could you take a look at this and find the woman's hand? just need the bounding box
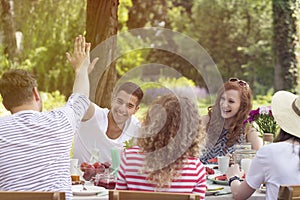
[226,164,244,180]
[225,153,235,166]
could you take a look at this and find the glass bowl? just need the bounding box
[94,169,116,189]
[232,149,256,165]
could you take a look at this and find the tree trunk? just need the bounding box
[273,0,299,92]
[1,0,18,60]
[86,0,119,109]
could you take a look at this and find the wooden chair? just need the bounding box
[109,190,200,200]
[278,185,300,200]
[0,191,65,200]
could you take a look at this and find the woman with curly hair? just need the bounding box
[200,78,262,164]
[116,94,207,199]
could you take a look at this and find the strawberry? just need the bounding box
[102,162,111,168]
[80,162,89,172]
[205,167,215,175]
[207,158,218,163]
[215,174,227,181]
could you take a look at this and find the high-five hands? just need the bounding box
[66,35,99,74]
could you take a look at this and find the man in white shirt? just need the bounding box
[73,81,144,164]
[0,35,98,200]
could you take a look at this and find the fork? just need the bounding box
[82,182,87,190]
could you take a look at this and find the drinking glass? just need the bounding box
[94,169,116,189]
[217,156,230,174]
[241,158,252,174]
[70,159,79,175]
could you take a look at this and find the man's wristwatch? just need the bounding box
[228,176,243,186]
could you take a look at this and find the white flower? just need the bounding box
[259,106,271,115]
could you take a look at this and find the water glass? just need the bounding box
[241,158,252,174]
[70,159,79,175]
[232,149,256,165]
[217,156,230,174]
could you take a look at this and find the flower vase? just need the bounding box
[263,133,274,145]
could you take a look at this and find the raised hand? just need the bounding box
[66,35,98,74]
[67,35,98,96]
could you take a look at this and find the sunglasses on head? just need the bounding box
[229,77,248,87]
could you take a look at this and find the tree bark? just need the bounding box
[1,0,18,60]
[273,0,299,92]
[86,0,119,108]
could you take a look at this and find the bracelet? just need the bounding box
[228,176,243,186]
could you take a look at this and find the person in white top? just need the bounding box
[73,81,144,164]
[0,35,98,200]
[226,90,300,200]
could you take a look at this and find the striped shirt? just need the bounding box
[200,128,244,164]
[116,147,206,199]
[0,93,90,200]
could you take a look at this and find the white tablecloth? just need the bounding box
[72,181,266,200]
[72,182,108,200]
[73,190,108,200]
[73,195,108,200]
[72,188,265,200]
[205,184,265,199]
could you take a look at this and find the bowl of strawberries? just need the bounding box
[80,161,116,189]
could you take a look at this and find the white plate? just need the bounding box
[206,190,218,196]
[204,164,218,169]
[207,185,224,191]
[206,185,224,196]
[72,185,106,196]
[207,174,228,185]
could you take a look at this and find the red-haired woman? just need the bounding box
[200,78,262,164]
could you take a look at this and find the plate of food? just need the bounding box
[207,174,228,185]
[72,185,106,196]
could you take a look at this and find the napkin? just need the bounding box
[207,186,224,191]
[214,189,231,196]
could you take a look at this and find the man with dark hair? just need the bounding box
[0,35,98,200]
[73,81,144,164]
[0,69,41,112]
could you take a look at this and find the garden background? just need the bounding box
[0,0,299,130]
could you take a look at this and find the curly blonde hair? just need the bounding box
[207,80,252,148]
[137,94,206,189]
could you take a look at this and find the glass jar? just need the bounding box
[94,168,116,189]
[263,133,274,145]
[232,149,256,165]
[234,143,252,150]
